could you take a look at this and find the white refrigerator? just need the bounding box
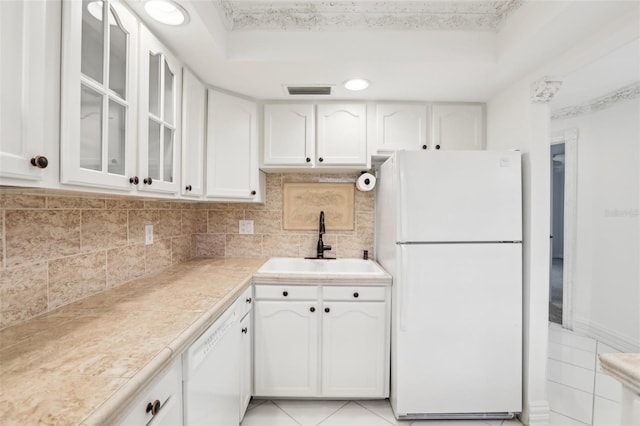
[375,150,522,419]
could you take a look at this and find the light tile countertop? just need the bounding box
[599,353,640,394]
[0,258,266,425]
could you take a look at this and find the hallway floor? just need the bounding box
[241,399,522,426]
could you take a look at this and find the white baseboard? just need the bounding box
[573,318,640,353]
[519,399,550,426]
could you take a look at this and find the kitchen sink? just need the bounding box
[257,257,387,276]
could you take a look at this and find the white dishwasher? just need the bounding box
[183,302,240,426]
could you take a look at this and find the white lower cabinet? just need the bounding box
[254,300,320,397]
[117,358,183,426]
[253,284,390,399]
[321,301,387,397]
[239,286,254,421]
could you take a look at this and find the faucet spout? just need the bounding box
[319,211,325,235]
[316,211,331,258]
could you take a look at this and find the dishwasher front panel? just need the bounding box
[183,304,240,426]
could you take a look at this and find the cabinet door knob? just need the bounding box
[318,157,324,162]
[143,177,153,185]
[435,145,441,150]
[324,307,330,313]
[146,400,161,416]
[246,297,252,304]
[185,184,192,191]
[251,190,257,196]
[310,307,315,312]
[242,327,248,334]
[353,292,359,298]
[282,291,288,297]
[306,157,311,163]
[129,176,139,185]
[422,145,427,150]
[30,155,48,169]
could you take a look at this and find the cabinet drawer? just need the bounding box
[117,358,182,425]
[254,285,318,300]
[322,286,386,302]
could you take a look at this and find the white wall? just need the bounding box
[551,98,640,352]
[486,79,551,426]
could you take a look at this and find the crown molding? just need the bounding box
[551,82,640,120]
[217,0,523,32]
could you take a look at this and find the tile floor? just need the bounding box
[547,323,623,425]
[242,324,625,426]
[241,399,522,426]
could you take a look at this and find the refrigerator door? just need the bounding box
[396,151,522,243]
[392,243,522,417]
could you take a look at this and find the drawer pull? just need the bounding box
[310,307,315,312]
[282,291,288,297]
[353,292,359,298]
[324,307,330,313]
[246,297,252,304]
[146,400,161,416]
[242,327,248,334]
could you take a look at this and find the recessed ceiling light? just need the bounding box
[344,79,370,91]
[87,1,117,25]
[144,0,189,26]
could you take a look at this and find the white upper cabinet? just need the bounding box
[181,69,206,198]
[316,104,368,166]
[262,103,369,170]
[0,0,59,185]
[263,104,315,166]
[207,90,262,201]
[375,104,428,152]
[431,104,485,151]
[60,0,138,190]
[138,26,182,194]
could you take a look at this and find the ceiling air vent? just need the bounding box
[287,86,332,95]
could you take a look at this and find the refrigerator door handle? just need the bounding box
[399,245,409,332]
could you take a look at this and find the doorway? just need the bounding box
[549,143,565,324]
[549,129,578,328]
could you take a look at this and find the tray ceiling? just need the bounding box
[216,0,524,31]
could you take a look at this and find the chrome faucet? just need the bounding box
[316,211,332,258]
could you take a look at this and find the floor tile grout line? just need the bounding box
[313,400,351,426]
[549,408,591,425]
[548,356,599,373]
[352,400,396,425]
[547,355,596,371]
[269,400,303,426]
[546,377,595,395]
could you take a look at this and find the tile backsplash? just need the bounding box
[0,172,374,329]
[193,173,374,260]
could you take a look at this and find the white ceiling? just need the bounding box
[125,0,640,102]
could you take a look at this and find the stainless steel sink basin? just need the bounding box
[257,257,386,276]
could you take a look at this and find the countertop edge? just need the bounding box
[81,273,255,425]
[599,353,640,394]
[82,348,174,426]
[252,273,392,285]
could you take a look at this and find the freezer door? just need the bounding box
[392,243,522,416]
[396,151,522,242]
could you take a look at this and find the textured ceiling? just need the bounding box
[216,0,524,31]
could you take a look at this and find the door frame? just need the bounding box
[550,128,578,329]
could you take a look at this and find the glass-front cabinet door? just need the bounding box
[138,26,181,194]
[60,0,138,190]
